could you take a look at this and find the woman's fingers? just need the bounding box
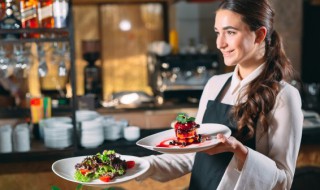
[202,135,237,155]
[217,133,227,143]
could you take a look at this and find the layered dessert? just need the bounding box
[171,113,201,146]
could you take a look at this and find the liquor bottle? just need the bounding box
[37,0,53,28]
[0,0,5,19]
[0,0,22,39]
[20,0,39,38]
[52,0,68,28]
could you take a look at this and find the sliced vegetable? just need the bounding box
[126,161,135,169]
[99,176,111,182]
[79,169,90,175]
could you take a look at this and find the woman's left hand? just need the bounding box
[202,133,248,171]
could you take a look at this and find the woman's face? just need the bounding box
[214,9,260,67]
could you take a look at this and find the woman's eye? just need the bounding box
[227,31,236,35]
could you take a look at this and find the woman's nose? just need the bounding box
[216,35,227,49]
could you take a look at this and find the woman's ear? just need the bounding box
[255,26,267,44]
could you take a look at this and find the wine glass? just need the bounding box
[0,45,9,78]
[51,42,69,76]
[37,43,48,77]
[12,44,32,78]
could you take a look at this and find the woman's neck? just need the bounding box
[238,59,264,80]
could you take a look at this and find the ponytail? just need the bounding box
[233,30,294,141]
[266,30,293,82]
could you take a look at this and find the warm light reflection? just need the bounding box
[119,19,131,31]
[119,93,139,104]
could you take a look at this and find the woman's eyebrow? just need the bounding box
[214,26,240,31]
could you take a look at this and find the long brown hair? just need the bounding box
[218,0,294,141]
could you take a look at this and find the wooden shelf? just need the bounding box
[0,28,70,44]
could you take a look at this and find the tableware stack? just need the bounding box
[13,123,30,152]
[76,110,100,123]
[124,126,140,141]
[79,116,104,148]
[39,117,72,140]
[103,116,128,141]
[43,118,73,149]
[0,125,12,153]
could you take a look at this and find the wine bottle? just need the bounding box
[52,0,68,28]
[37,0,53,28]
[20,0,39,38]
[0,0,22,39]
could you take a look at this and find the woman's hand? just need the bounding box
[202,134,248,171]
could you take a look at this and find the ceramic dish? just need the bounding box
[136,123,231,154]
[52,155,150,187]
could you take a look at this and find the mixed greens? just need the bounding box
[74,150,135,182]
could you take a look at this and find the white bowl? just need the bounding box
[123,126,140,141]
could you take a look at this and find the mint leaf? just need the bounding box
[187,117,195,122]
[176,113,193,124]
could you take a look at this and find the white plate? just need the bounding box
[52,155,150,187]
[136,123,231,154]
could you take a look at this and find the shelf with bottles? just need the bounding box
[0,0,70,44]
[0,0,77,162]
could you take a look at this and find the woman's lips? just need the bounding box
[222,50,234,57]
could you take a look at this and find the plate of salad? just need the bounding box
[52,150,150,187]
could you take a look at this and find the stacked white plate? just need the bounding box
[76,110,100,123]
[39,117,72,140]
[0,125,12,153]
[43,118,73,149]
[103,117,128,141]
[13,123,30,152]
[79,116,104,148]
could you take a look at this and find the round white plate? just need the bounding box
[52,155,150,187]
[136,123,231,154]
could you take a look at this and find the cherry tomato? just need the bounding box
[79,169,90,175]
[99,176,111,182]
[126,161,135,169]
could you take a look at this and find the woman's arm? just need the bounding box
[139,153,195,182]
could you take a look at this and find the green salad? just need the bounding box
[74,150,135,182]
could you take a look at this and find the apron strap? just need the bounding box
[215,76,232,102]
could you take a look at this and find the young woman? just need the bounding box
[139,0,303,189]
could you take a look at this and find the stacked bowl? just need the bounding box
[76,110,104,148]
[41,117,73,149]
[0,125,12,153]
[103,116,128,141]
[13,123,30,152]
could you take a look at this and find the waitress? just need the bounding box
[137,0,303,189]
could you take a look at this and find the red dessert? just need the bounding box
[172,113,200,146]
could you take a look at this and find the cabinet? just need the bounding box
[0,1,78,163]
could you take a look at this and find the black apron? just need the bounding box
[189,76,255,190]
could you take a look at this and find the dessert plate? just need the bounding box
[52,155,150,187]
[136,123,231,154]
